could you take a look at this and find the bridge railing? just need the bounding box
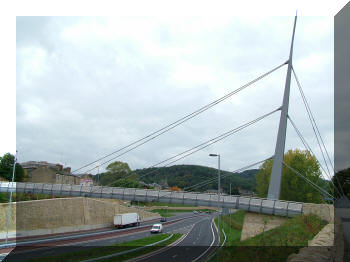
[0,182,303,217]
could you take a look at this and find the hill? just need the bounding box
[134,165,257,195]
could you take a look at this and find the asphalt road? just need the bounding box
[135,215,219,262]
[4,212,211,261]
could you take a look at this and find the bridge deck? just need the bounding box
[0,182,303,217]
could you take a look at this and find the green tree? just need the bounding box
[331,167,350,199]
[99,161,139,186]
[111,179,140,188]
[255,149,325,203]
[0,153,24,182]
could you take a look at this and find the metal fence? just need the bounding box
[0,182,303,217]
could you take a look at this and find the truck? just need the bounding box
[114,213,140,228]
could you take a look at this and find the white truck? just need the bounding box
[114,213,140,228]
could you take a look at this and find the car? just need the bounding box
[193,211,198,214]
[160,217,166,222]
[150,224,163,234]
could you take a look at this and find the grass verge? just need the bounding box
[131,201,195,207]
[27,233,182,262]
[214,210,246,246]
[151,208,213,217]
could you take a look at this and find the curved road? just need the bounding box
[136,215,219,262]
[4,212,217,261]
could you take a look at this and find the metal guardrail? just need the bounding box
[0,182,303,217]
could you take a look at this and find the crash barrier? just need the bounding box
[0,182,302,217]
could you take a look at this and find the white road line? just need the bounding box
[191,218,216,262]
[126,218,206,262]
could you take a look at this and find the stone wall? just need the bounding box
[239,203,343,262]
[28,166,79,185]
[0,197,159,237]
[302,203,334,223]
[240,212,288,241]
[286,203,343,262]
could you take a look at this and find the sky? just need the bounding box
[1,1,347,180]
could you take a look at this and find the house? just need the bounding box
[77,173,94,186]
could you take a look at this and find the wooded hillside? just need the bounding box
[134,165,257,194]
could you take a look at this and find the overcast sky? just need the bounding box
[13,15,337,179]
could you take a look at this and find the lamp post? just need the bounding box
[209,153,221,240]
[5,150,17,244]
[97,165,100,184]
[230,182,232,238]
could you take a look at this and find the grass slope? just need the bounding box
[214,210,246,246]
[151,208,213,217]
[28,233,182,262]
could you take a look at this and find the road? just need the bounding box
[135,214,219,262]
[3,212,217,261]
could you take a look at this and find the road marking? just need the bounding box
[172,254,178,258]
[191,219,216,262]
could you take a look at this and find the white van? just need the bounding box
[150,223,163,234]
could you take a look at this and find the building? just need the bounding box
[21,161,63,171]
[21,161,80,185]
[238,188,255,196]
[205,189,224,194]
[77,173,94,186]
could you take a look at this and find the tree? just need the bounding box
[0,153,24,182]
[331,167,350,198]
[255,149,325,203]
[111,179,140,188]
[99,161,139,187]
[169,186,182,191]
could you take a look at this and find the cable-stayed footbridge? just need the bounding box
[6,15,339,220]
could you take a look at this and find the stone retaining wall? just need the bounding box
[302,203,334,223]
[286,203,343,262]
[240,212,288,241]
[0,197,158,237]
[239,203,343,262]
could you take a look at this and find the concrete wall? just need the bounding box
[0,202,16,232]
[0,197,159,237]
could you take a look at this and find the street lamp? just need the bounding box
[209,153,221,240]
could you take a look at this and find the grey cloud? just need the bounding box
[16,16,334,177]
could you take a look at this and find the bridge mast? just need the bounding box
[267,14,297,200]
